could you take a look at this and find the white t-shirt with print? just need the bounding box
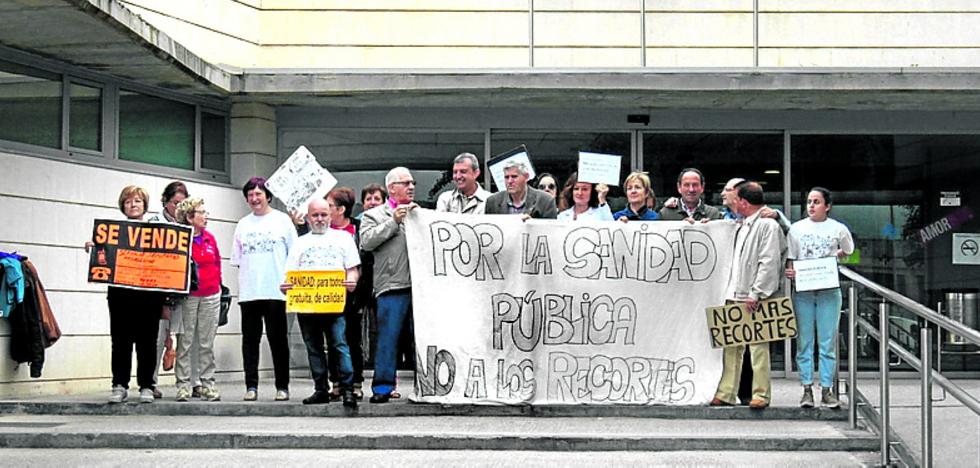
[232,209,297,302]
[285,230,361,273]
[788,217,855,261]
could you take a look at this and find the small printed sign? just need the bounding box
[705,297,798,348]
[793,257,841,292]
[953,233,980,265]
[940,191,961,207]
[577,151,622,186]
[266,146,338,216]
[285,270,347,313]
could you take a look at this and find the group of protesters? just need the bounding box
[93,150,853,410]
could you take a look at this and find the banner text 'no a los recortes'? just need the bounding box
[87,219,193,293]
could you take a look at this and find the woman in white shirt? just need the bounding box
[785,187,854,409]
[557,172,613,222]
[231,177,297,402]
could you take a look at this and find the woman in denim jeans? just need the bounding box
[785,187,854,409]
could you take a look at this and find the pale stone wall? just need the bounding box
[116,0,980,69]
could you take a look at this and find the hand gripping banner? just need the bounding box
[405,209,736,405]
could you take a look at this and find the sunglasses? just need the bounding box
[539,183,556,190]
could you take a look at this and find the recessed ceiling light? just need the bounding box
[764,170,780,175]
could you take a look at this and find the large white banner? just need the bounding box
[405,209,736,405]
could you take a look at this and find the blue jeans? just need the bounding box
[373,289,413,396]
[794,288,843,387]
[298,313,353,391]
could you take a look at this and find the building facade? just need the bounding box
[2,0,980,396]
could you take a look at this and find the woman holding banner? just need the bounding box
[614,171,660,222]
[232,177,297,402]
[556,172,613,222]
[172,197,222,402]
[96,185,165,404]
[784,187,854,409]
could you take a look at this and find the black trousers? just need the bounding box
[107,287,161,390]
[240,300,290,390]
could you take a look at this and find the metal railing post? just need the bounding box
[848,284,858,429]
[879,301,891,466]
[921,327,933,468]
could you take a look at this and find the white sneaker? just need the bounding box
[139,388,155,403]
[108,386,127,404]
[275,389,290,401]
[175,387,191,402]
[202,387,221,402]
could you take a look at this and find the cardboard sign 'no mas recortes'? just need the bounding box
[87,219,193,293]
[704,297,798,348]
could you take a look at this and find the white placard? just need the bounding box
[405,209,735,406]
[577,151,622,185]
[940,191,961,207]
[953,233,980,265]
[265,146,338,216]
[488,146,536,191]
[793,257,841,292]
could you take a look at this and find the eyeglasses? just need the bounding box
[539,183,556,190]
[393,180,416,186]
[194,209,209,216]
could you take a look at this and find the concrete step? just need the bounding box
[0,398,850,420]
[0,448,883,467]
[0,414,879,452]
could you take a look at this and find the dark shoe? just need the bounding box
[800,385,815,408]
[328,386,342,401]
[709,398,733,407]
[151,387,163,399]
[821,388,841,409]
[749,399,769,409]
[303,390,330,405]
[342,389,357,408]
[369,393,391,404]
[192,386,203,399]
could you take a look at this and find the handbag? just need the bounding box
[162,335,175,371]
[218,284,231,327]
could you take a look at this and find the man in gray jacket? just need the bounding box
[484,160,558,219]
[359,166,418,403]
[711,181,787,409]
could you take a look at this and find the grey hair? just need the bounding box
[385,167,412,187]
[453,152,480,171]
[503,159,529,176]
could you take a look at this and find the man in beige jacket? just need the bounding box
[711,181,787,409]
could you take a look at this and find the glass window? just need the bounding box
[200,111,226,171]
[792,135,980,373]
[490,131,631,210]
[0,60,61,148]
[279,129,485,211]
[68,82,101,151]
[118,89,194,170]
[642,133,785,213]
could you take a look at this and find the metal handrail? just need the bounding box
[842,266,980,468]
[840,266,980,346]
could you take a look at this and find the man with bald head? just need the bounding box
[281,198,361,408]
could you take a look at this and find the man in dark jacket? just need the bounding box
[484,160,558,219]
[659,168,723,222]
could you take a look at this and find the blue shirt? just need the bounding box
[613,206,660,221]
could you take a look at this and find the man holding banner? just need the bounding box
[282,198,361,408]
[485,160,557,219]
[711,181,787,409]
[360,167,418,403]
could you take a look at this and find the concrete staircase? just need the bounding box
[0,380,882,466]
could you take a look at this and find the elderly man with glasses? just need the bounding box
[359,167,419,403]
